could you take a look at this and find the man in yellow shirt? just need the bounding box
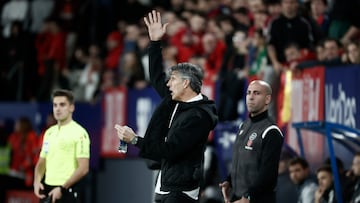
[33,89,90,203]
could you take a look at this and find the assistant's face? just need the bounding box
[166,71,187,101]
[53,96,74,124]
[246,82,270,116]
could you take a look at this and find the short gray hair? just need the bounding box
[168,63,204,94]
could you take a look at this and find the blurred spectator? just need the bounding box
[104,27,124,70]
[68,46,88,70]
[7,117,38,187]
[50,0,84,62]
[118,52,148,90]
[323,156,354,202]
[328,0,360,44]
[247,10,269,38]
[267,0,323,120]
[1,0,29,38]
[248,0,266,15]
[267,0,322,71]
[322,37,344,66]
[231,7,251,32]
[0,21,30,101]
[0,122,11,203]
[265,0,282,22]
[50,0,82,33]
[350,152,360,203]
[247,29,268,80]
[0,117,39,202]
[74,56,103,102]
[289,157,318,203]
[283,43,317,71]
[276,149,298,203]
[283,43,304,70]
[201,32,226,82]
[36,18,67,101]
[215,15,235,47]
[315,40,327,62]
[309,0,330,36]
[161,43,178,70]
[136,32,151,81]
[122,24,142,54]
[29,0,54,34]
[315,165,337,203]
[342,41,360,64]
[170,12,206,62]
[98,69,116,92]
[217,29,248,121]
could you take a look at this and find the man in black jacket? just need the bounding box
[219,80,284,203]
[115,10,218,203]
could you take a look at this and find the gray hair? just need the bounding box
[168,62,204,94]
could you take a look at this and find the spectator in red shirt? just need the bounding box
[170,12,206,62]
[201,32,227,81]
[36,18,67,101]
[7,117,39,188]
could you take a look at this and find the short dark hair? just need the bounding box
[289,157,309,169]
[317,164,332,174]
[169,63,204,94]
[52,89,75,104]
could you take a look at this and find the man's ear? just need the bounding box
[70,104,75,113]
[183,79,190,89]
[265,95,271,105]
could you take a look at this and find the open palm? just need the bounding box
[144,10,168,41]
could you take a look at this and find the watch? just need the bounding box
[131,136,138,145]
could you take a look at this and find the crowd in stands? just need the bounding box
[1,0,360,120]
[1,0,360,202]
[275,148,360,203]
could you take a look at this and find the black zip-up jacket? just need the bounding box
[136,41,218,192]
[229,110,283,202]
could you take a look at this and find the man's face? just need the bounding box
[317,171,333,191]
[324,40,340,60]
[311,0,327,16]
[246,82,270,116]
[352,156,360,176]
[166,71,187,101]
[285,46,300,62]
[281,0,298,17]
[347,43,360,63]
[53,96,74,124]
[289,163,308,185]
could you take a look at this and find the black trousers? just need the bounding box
[39,184,81,203]
[155,192,198,203]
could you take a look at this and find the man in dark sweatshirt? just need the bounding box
[115,10,218,203]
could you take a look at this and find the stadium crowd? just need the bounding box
[1,0,360,202]
[1,0,360,120]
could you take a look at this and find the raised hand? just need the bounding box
[143,10,168,41]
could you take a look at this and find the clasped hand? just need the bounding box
[114,124,136,143]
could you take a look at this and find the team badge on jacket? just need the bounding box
[245,132,257,150]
